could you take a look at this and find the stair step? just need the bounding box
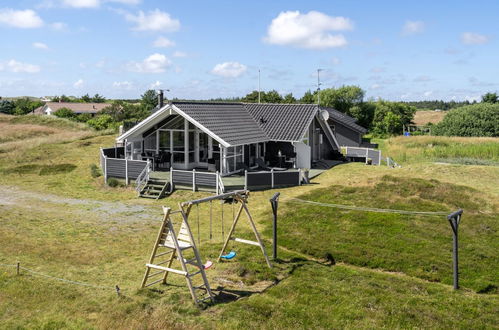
[139,194,159,199]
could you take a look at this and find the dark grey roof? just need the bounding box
[322,107,367,133]
[173,102,268,146]
[244,103,318,141]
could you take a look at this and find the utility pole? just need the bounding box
[258,69,261,104]
[317,69,322,107]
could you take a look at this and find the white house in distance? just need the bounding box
[34,102,111,116]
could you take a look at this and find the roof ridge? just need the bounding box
[243,102,317,106]
[172,100,242,105]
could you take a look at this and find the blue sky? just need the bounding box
[0,0,497,101]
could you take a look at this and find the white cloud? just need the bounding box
[73,79,84,88]
[370,84,382,90]
[0,60,41,73]
[330,57,341,65]
[264,10,353,49]
[402,20,425,35]
[125,9,180,32]
[149,81,162,89]
[211,62,247,78]
[461,32,489,45]
[62,0,99,8]
[50,22,67,31]
[153,36,175,48]
[423,91,433,97]
[0,9,44,28]
[33,42,49,50]
[172,51,187,58]
[127,53,171,73]
[113,81,133,89]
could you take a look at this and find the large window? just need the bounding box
[222,146,244,174]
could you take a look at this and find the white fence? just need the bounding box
[344,146,382,166]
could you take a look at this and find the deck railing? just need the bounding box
[344,146,382,166]
[244,169,302,190]
[170,168,223,194]
[100,147,149,185]
[135,161,152,194]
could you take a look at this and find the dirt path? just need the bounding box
[0,185,160,223]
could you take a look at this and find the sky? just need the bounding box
[0,0,498,101]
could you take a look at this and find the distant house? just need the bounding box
[33,102,111,116]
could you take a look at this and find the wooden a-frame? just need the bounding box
[217,192,272,268]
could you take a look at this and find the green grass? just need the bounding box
[274,175,498,293]
[378,135,499,164]
[0,118,498,328]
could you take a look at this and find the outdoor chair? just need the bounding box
[255,158,271,171]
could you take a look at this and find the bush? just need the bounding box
[433,103,499,137]
[107,178,120,187]
[53,107,75,119]
[87,114,115,130]
[90,164,101,178]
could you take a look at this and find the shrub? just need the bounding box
[90,164,101,178]
[53,107,75,119]
[433,103,499,137]
[107,178,120,187]
[87,114,115,130]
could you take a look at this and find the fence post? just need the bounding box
[378,150,382,166]
[16,262,20,275]
[216,171,219,195]
[448,209,463,290]
[244,170,248,191]
[298,169,302,185]
[269,192,280,260]
[125,159,129,185]
[170,167,173,185]
[192,169,196,192]
[271,169,274,188]
[104,156,108,185]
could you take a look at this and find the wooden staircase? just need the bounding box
[139,178,172,199]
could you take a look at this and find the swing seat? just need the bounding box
[221,251,236,260]
[204,260,213,269]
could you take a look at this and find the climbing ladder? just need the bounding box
[141,206,214,304]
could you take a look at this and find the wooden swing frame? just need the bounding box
[181,190,272,268]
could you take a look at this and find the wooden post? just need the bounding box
[448,210,463,290]
[192,169,196,192]
[269,193,280,260]
[104,156,108,185]
[216,171,219,195]
[125,159,129,185]
[16,262,20,275]
[244,170,248,191]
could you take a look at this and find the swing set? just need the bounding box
[140,190,272,305]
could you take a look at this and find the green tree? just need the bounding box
[141,89,158,111]
[87,114,115,130]
[100,101,149,123]
[300,90,316,104]
[76,113,92,123]
[242,90,261,103]
[263,90,283,103]
[59,95,71,102]
[316,86,365,114]
[13,98,43,115]
[481,92,498,104]
[371,100,416,136]
[80,94,91,103]
[283,93,296,104]
[91,94,106,103]
[349,102,376,129]
[53,107,75,119]
[0,100,15,114]
[433,103,499,137]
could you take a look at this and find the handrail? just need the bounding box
[217,172,225,193]
[135,161,151,193]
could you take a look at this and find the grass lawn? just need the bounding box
[0,115,498,328]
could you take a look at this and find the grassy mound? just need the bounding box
[274,176,498,292]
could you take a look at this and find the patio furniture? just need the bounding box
[256,158,271,171]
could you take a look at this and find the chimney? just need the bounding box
[158,89,164,108]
